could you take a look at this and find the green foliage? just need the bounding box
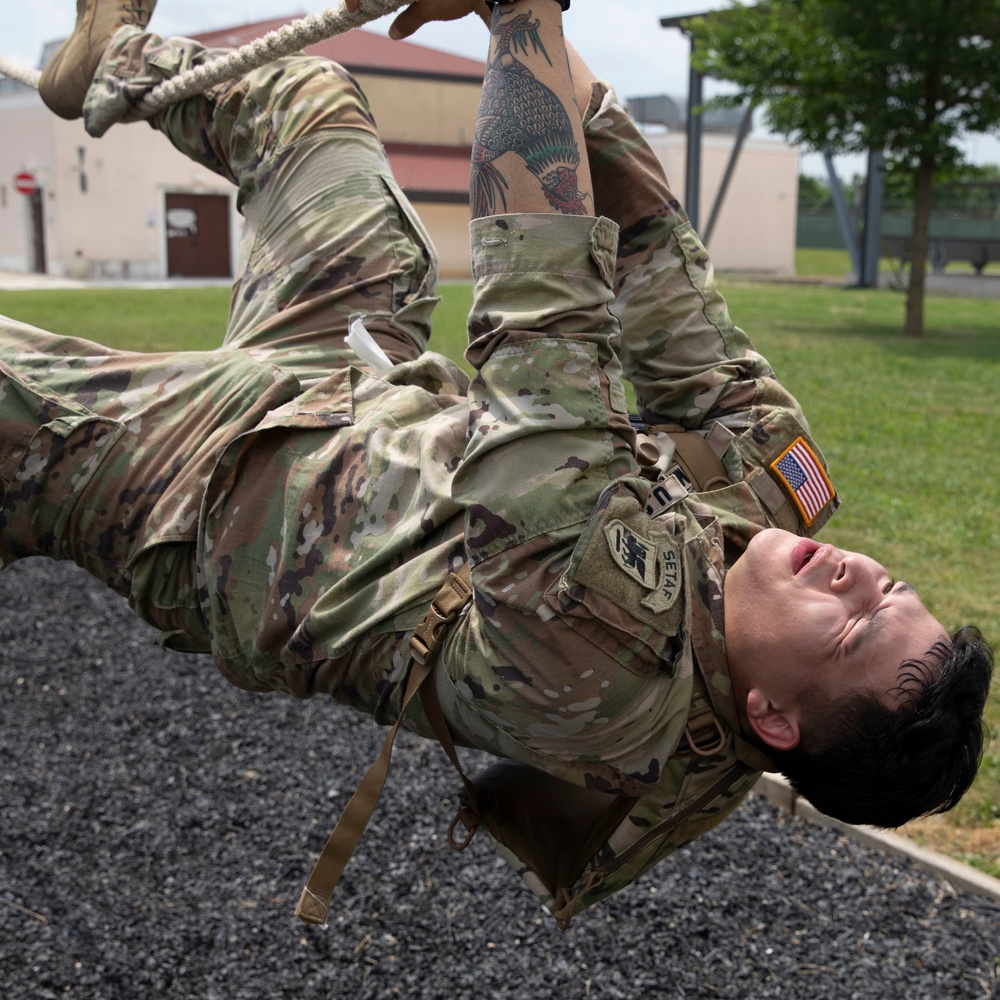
[690,0,1000,171]
[691,0,1000,336]
[797,173,833,211]
[883,162,1000,218]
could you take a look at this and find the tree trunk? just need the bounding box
[905,159,934,338]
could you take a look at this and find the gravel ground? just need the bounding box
[1,557,998,1000]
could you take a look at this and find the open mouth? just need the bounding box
[791,538,822,575]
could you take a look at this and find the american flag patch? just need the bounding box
[770,437,835,525]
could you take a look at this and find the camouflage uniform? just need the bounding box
[0,31,838,924]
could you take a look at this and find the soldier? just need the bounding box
[2,0,992,927]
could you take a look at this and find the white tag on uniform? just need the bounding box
[346,313,393,373]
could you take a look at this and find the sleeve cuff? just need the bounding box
[470,214,618,290]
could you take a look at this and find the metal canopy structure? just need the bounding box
[659,11,738,238]
[659,10,883,284]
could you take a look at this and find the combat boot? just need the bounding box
[39,0,158,119]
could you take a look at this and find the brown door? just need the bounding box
[165,193,230,277]
[29,189,46,273]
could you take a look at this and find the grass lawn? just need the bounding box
[796,245,1000,279]
[1,279,997,876]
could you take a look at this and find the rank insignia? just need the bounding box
[769,437,835,526]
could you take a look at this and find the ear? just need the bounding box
[745,688,801,751]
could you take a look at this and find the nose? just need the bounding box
[829,552,878,596]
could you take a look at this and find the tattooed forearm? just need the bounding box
[471,9,590,217]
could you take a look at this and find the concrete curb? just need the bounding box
[755,774,1000,903]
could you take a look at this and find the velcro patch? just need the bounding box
[605,520,657,588]
[644,473,690,519]
[769,437,835,526]
[604,519,683,614]
[644,543,682,614]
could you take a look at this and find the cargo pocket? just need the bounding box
[197,379,355,691]
[378,172,441,350]
[0,361,125,579]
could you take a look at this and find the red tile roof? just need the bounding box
[192,17,478,199]
[383,143,471,198]
[193,15,486,80]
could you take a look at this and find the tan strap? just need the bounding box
[653,423,731,493]
[419,647,476,794]
[677,666,728,757]
[295,566,474,925]
[409,564,474,665]
[685,642,778,775]
[682,704,727,757]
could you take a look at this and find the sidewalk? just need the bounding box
[0,270,230,291]
[0,270,88,290]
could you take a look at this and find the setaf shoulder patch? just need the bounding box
[604,519,683,614]
[567,493,686,640]
[769,436,835,526]
[605,520,657,588]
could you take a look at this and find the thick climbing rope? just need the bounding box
[139,0,409,113]
[0,58,40,90]
[0,0,409,110]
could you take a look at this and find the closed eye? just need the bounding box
[845,607,887,657]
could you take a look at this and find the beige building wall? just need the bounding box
[355,73,480,146]
[0,92,56,272]
[647,132,799,273]
[0,92,239,279]
[50,116,238,279]
[415,201,473,280]
[1,85,797,281]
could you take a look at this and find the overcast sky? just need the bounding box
[8,1,1000,178]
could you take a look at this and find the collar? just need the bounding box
[682,486,778,773]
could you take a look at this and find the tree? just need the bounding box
[798,174,832,211]
[689,0,1000,336]
[882,163,1000,218]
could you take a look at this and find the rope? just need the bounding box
[0,0,409,109]
[0,56,41,89]
[139,0,410,113]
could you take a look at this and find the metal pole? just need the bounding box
[823,150,860,281]
[702,102,754,247]
[859,149,885,288]
[685,40,703,232]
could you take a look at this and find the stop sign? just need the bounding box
[14,171,38,196]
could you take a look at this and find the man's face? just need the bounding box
[723,528,947,749]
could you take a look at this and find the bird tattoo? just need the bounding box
[472,10,589,217]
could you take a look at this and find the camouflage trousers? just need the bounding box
[0,30,439,644]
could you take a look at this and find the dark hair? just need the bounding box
[766,626,994,828]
